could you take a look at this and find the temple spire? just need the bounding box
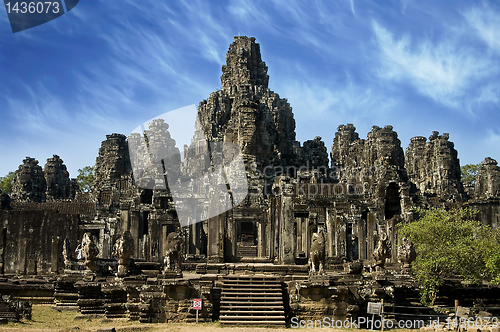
[220,36,269,91]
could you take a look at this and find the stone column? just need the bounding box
[257,221,263,258]
[51,236,60,274]
[162,224,168,258]
[226,214,235,260]
[273,195,281,263]
[326,209,335,258]
[304,217,310,258]
[367,212,377,260]
[266,209,272,259]
[120,210,130,234]
[358,217,367,261]
[387,217,398,263]
[130,212,140,258]
[281,186,295,264]
[102,236,109,259]
[296,217,302,254]
[0,228,5,275]
[335,216,346,257]
[269,197,277,260]
[189,222,196,255]
[18,238,27,275]
[207,213,225,263]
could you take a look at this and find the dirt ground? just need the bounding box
[0,305,302,332]
[2,305,413,332]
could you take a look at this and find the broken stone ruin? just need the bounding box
[0,36,499,326]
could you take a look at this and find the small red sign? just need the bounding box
[193,298,202,310]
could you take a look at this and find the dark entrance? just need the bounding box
[236,221,257,257]
[385,183,401,220]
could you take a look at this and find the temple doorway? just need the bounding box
[236,221,257,257]
[385,183,401,220]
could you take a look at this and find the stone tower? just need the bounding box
[195,36,301,169]
[405,131,464,201]
[93,133,132,191]
[44,155,71,200]
[474,157,500,199]
[302,137,329,170]
[11,157,46,203]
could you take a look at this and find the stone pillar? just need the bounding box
[226,214,235,260]
[189,222,196,255]
[207,214,224,263]
[266,209,272,259]
[0,228,6,275]
[281,189,295,264]
[304,218,310,256]
[335,216,346,257]
[367,212,377,260]
[121,210,130,233]
[273,195,281,263]
[207,190,228,262]
[143,234,150,261]
[18,238,27,275]
[102,236,109,259]
[358,217,367,261]
[326,209,335,258]
[387,217,398,263]
[130,212,140,258]
[296,217,302,254]
[51,236,60,274]
[257,221,263,258]
[161,224,168,258]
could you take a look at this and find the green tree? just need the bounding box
[76,166,94,192]
[399,207,500,305]
[461,163,480,183]
[0,171,14,194]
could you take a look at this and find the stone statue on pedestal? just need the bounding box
[82,233,99,273]
[373,234,391,270]
[398,237,416,274]
[164,232,183,273]
[113,231,134,276]
[309,231,326,273]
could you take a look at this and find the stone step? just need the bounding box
[220,310,285,314]
[223,275,280,279]
[221,296,283,301]
[222,289,282,293]
[219,275,285,326]
[221,314,286,319]
[221,303,283,308]
[219,320,285,326]
[222,281,281,286]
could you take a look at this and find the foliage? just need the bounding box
[76,166,94,192]
[399,207,500,305]
[461,163,480,183]
[0,171,14,194]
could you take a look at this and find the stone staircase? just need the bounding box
[219,275,286,326]
[236,245,257,257]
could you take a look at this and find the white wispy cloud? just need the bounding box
[6,82,72,134]
[348,0,356,17]
[480,129,500,161]
[463,6,500,54]
[371,20,496,110]
[278,74,397,130]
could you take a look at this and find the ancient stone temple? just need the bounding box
[198,36,301,169]
[405,132,465,202]
[11,157,46,203]
[44,155,73,201]
[1,36,500,324]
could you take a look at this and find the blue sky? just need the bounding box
[0,0,499,178]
